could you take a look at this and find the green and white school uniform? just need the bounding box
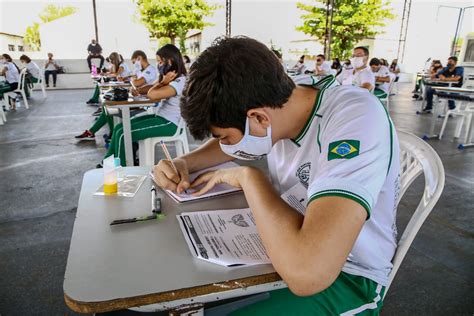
[105,75,186,166]
[232,75,400,316]
[117,62,131,78]
[373,65,391,99]
[0,62,20,100]
[337,66,375,92]
[24,61,41,97]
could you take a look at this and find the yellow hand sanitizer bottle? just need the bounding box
[103,156,118,194]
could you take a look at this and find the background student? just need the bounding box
[76,50,159,141]
[370,57,392,99]
[129,50,158,96]
[19,55,41,99]
[336,46,375,91]
[422,56,464,112]
[314,54,336,76]
[86,39,104,71]
[103,44,187,167]
[0,53,20,110]
[183,55,192,72]
[44,53,59,88]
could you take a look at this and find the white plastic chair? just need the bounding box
[9,68,29,109]
[0,99,6,125]
[138,118,190,166]
[438,102,474,140]
[383,130,445,297]
[37,68,47,98]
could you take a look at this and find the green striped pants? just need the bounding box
[104,114,177,166]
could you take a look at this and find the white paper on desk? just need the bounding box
[151,161,242,203]
[280,182,308,215]
[177,208,271,267]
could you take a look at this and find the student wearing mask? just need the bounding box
[0,54,20,110]
[86,39,104,71]
[314,54,335,76]
[412,60,443,98]
[19,55,41,98]
[337,47,375,91]
[389,59,400,81]
[76,50,158,140]
[102,44,187,166]
[370,58,392,99]
[422,56,464,113]
[44,53,59,88]
[129,50,158,96]
[291,55,306,74]
[153,37,399,315]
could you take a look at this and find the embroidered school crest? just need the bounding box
[296,162,311,188]
[328,140,360,160]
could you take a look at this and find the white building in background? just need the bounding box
[0,32,29,56]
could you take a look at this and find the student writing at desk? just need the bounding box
[370,57,392,99]
[336,46,375,92]
[422,56,464,113]
[76,50,155,141]
[103,44,187,167]
[153,37,400,315]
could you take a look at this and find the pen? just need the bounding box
[151,185,162,214]
[109,213,165,226]
[160,140,188,194]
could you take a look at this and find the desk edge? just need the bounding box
[64,272,281,313]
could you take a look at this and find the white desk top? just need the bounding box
[64,168,277,312]
[432,86,474,94]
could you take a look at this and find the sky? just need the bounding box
[1,0,473,71]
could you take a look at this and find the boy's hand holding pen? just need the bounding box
[152,141,190,194]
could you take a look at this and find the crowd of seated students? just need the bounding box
[75,45,188,168]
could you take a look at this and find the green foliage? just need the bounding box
[296,0,395,59]
[23,4,77,51]
[39,4,77,23]
[134,0,217,48]
[24,23,41,51]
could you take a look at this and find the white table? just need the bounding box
[103,97,157,166]
[431,86,474,149]
[64,168,283,314]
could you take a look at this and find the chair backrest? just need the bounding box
[384,130,445,298]
[18,68,27,90]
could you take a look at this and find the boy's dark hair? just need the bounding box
[369,57,380,66]
[316,54,325,60]
[131,50,147,60]
[354,46,369,56]
[19,54,31,63]
[156,44,187,78]
[448,56,458,63]
[181,36,296,140]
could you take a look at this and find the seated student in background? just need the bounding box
[389,59,400,81]
[0,54,20,110]
[183,55,192,72]
[422,56,464,113]
[129,50,158,97]
[331,57,342,74]
[153,37,399,315]
[19,55,40,99]
[76,50,157,141]
[101,44,186,166]
[314,54,336,76]
[291,55,306,74]
[44,53,59,88]
[85,52,132,107]
[412,60,443,98]
[86,39,104,71]
[370,57,392,99]
[337,46,375,91]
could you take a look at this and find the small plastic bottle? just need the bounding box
[103,156,118,194]
[114,157,124,182]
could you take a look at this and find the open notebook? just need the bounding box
[151,161,242,203]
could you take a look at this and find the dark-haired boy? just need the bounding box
[153,37,400,315]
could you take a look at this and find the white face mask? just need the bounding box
[134,59,141,70]
[219,117,273,160]
[350,56,366,69]
[0,59,6,64]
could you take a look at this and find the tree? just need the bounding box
[296,0,395,60]
[23,5,77,51]
[134,0,217,52]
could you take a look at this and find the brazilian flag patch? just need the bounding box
[328,140,360,160]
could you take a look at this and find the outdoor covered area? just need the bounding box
[0,0,473,315]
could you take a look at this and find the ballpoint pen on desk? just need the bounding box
[160,140,189,194]
[109,185,165,226]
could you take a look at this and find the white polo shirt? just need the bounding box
[153,75,186,125]
[373,65,391,94]
[118,62,131,78]
[138,64,157,85]
[25,61,40,79]
[315,61,336,76]
[267,75,400,286]
[2,62,20,83]
[337,66,375,91]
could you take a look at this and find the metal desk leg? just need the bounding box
[458,112,474,149]
[121,107,134,166]
[423,95,441,140]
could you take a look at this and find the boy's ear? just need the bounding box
[247,108,271,127]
